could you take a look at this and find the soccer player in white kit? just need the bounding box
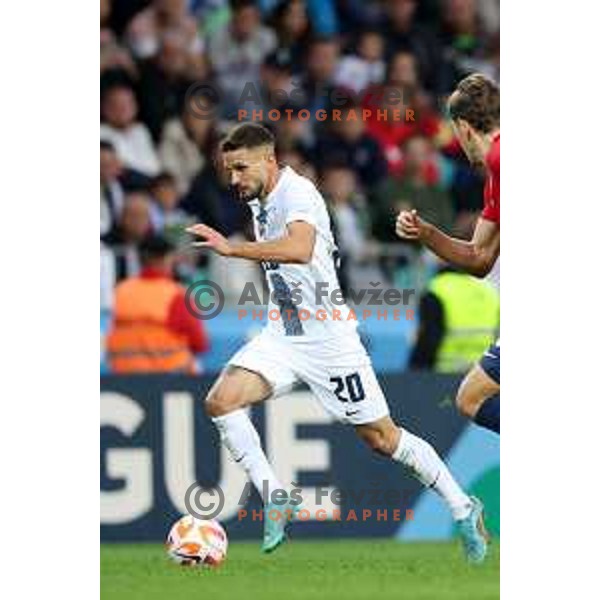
[187,123,488,563]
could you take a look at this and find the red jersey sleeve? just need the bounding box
[481,134,500,224]
[168,291,210,353]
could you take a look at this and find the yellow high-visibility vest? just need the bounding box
[428,272,499,373]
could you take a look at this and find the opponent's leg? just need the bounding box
[207,366,285,502]
[355,416,489,563]
[456,363,500,434]
[297,333,486,561]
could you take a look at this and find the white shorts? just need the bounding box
[227,331,390,425]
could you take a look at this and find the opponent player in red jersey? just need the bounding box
[396,74,500,434]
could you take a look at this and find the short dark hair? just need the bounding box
[309,34,337,47]
[151,172,176,188]
[447,74,500,133]
[139,234,175,265]
[230,0,258,13]
[320,158,353,175]
[101,81,135,103]
[221,123,275,152]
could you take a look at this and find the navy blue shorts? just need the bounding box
[479,343,500,384]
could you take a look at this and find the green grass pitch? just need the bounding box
[101,539,499,600]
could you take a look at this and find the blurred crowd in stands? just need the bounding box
[101,0,500,372]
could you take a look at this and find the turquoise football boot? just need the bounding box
[456,496,490,564]
[261,499,301,554]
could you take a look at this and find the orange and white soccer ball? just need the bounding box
[166,515,228,567]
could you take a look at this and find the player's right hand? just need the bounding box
[395,209,424,240]
[186,223,232,257]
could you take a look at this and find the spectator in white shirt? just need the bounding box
[334,29,385,94]
[321,162,382,290]
[100,140,125,236]
[148,172,192,234]
[158,94,219,195]
[102,191,154,281]
[100,83,161,177]
[100,241,116,311]
[208,0,276,116]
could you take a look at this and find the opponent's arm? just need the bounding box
[396,209,499,277]
[187,221,316,264]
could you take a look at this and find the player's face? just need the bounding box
[222,146,275,201]
[451,119,486,170]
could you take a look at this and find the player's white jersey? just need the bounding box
[247,166,356,341]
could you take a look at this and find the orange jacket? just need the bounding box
[107,274,203,373]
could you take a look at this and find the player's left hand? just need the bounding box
[186,223,232,256]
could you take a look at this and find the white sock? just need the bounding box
[212,409,283,503]
[392,428,472,520]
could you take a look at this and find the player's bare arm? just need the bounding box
[395,209,499,277]
[187,221,316,264]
